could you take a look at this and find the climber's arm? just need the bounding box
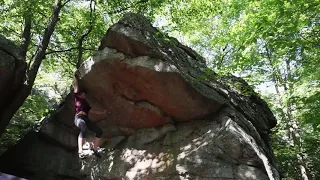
[85,93,112,115]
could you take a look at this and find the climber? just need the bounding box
[73,74,107,159]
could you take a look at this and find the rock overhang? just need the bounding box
[76,47,222,129]
[73,12,277,133]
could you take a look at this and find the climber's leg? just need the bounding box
[74,115,88,153]
[78,136,85,152]
[85,118,103,151]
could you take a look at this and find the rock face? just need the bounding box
[0,35,26,129]
[0,13,280,180]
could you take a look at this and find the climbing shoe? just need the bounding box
[96,147,105,153]
[82,142,93,150]
[78,151,87,159]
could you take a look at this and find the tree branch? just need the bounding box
[266,46,282,94]
[45,47,96,55]
[219,44,230,68]
[27,0,70,85]
[76,0,95,68]
[45,47,78,55]
[20,16,32,60]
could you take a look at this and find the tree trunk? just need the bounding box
[76,0,95,69]
[266,45,310,179]
[0,0,70,138]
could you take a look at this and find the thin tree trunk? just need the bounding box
[285,58,310,180]
[266,46,310,179]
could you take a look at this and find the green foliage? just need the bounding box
[1,0,320,179]
[301,92,320,129]
[0,89,51,155]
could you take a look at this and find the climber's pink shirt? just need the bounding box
[74,92,91,115]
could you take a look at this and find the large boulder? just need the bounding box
[0,35,26,122]
[0,13,280,180]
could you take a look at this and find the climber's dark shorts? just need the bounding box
[74,114,103,138]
